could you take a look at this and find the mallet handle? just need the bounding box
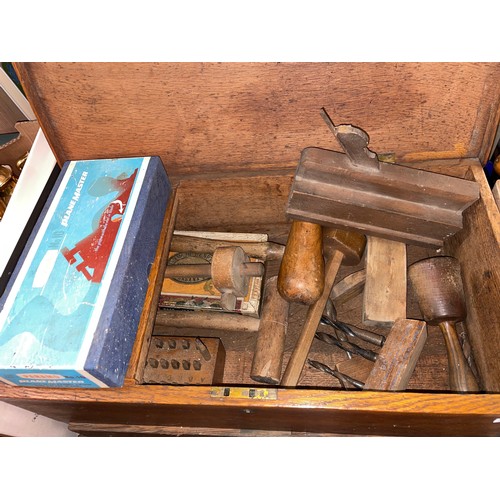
[281,250,343,386]
[440,321,479,392]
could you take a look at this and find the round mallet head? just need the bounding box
[408,256,466,325]
[211,246,249,311]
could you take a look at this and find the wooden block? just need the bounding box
[364,319,427,391]
[362,236,407,328]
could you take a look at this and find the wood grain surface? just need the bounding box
[2,63,499,436]
[2,385,500,436]
[363,237,407,328]
[363,319,427,391]
[444,164,500,391]
[14,63,500,178]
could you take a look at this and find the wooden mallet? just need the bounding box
[408,256,479,392]
[280,228,366,386]
[164,246,264,311]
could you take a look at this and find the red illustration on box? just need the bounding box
[61,169,138,283]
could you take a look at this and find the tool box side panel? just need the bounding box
[84,157,172,386]
[444,164,500,391]
[2,387,500,436]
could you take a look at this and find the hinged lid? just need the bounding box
[14,63,500,182]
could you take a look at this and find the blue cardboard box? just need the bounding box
[0,156,171,388]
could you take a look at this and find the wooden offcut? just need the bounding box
[362,236,407,328]
[363,319,427,391]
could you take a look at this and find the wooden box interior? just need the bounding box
[1,62,500,436]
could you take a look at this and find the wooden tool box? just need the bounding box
[1,62,499,436]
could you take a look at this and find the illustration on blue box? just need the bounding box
[0,156,170,388]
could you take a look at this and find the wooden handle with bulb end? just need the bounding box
[277,221,324,305]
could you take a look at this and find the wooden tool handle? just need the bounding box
[277,221,324,305]
[362,236,407,328]
[170,234,285,261]
[281,250,344,386]
[155,309,260,332]
[439,321,479,392]
[165,262,264,279]
[251,276,290,384]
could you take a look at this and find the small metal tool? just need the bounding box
[315,330,378,362]
[195,337,212,361]
[323,298,351,358]
[307,359,364,389]
[321,298,386,347]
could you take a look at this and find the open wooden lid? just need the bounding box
[14,62,500,182]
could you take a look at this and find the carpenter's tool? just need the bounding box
[155,309,260,332]
[321,298,386,347]
[408,256,479,392]
[250,276,290,384]
[170,233,285,261]
[363,319,427,391]
[277,220,324,305]
[362,236,407,328]
[280,228,366,386]
[286,108,480,248]
[307,359,364,389]
[164,246,264,311]
[315,330,378,362]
